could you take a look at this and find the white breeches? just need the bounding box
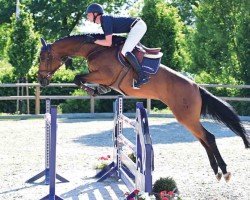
[121,19,147,56]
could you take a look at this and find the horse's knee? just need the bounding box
[74,75,83,86]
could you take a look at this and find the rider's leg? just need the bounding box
[125,52,149,88]
[121,19,149,88]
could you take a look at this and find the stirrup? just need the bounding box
[132,77,149,89]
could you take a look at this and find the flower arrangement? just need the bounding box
[158,190,181,200]
[153,177,181,200]
[124,189,151,200]
[94,154,111,170]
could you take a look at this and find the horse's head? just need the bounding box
[38,38,63,87]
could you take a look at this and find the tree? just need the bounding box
[7,4,39,78]
[0,23,10,59]
[6,4,39,114]
[189,0,250,115]
[191,0,249,84]
[171,0,199,25]
[0,0,129,41]
[141,0,191,71]
[0,0,16,24]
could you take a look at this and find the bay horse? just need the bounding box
[37,34,249,182]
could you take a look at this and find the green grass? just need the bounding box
[151,107,172,114]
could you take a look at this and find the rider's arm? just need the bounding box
[95,35,112,47]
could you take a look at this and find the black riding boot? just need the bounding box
[125,52,149,88]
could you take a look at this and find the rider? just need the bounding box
[85,3,149,88]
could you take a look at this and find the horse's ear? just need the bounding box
[41,38,47,47]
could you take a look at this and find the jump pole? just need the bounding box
[26,99,68,184]
[41,105,63,200]
[95,96,154,198]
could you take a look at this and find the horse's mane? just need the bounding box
[54,34,125,45]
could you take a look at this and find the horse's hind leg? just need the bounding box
[183,121,231,181]
[161,82,230,181]
[199,139,221,179]
[201,127,231,181]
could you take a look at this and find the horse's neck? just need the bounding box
[53,40,99,59]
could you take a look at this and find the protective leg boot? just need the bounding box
[125,52,149,88]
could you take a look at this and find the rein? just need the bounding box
[86,46,108,60]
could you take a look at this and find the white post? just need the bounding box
[16,0,20,19]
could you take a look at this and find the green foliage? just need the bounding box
[141,0,191,71]
[235,5,250,85]
[191,0,249,84]
[69,57,89,73]
[0,60,14,83]
[153,177,178,200]
[0,61,16,113]
[7,5,39,78]
[94,162,108,170]
[0,0,15,24]
[171,0,198,25]
[59,89,91,113]
[0,23,11,59]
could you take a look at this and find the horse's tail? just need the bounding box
[199,87,249,148]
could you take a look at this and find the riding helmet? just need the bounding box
[86,3,104,14]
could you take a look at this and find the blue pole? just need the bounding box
[41,106,63,200]
[49,106,57,199]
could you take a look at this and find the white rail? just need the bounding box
[0,83,249,114]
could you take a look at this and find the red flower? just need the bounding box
[167,191,174,196]
[162,197,169,200]
[133,189,140,194]
[99,155,110,160]
[160,191,167,198]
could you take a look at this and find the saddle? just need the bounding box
[112,36,163,75]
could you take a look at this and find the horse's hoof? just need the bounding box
[223,172,231,182]
[216,172,222,181]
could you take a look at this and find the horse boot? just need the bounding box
[125,52,149,88]
[74,74,96,96]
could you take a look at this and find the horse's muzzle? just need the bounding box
[37,77,50,87]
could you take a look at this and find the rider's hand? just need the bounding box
[85,35,96,43]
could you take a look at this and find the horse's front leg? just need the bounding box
[73,74,98,96]
[74,73,111,96]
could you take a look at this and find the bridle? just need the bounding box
[38,44,69,80]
